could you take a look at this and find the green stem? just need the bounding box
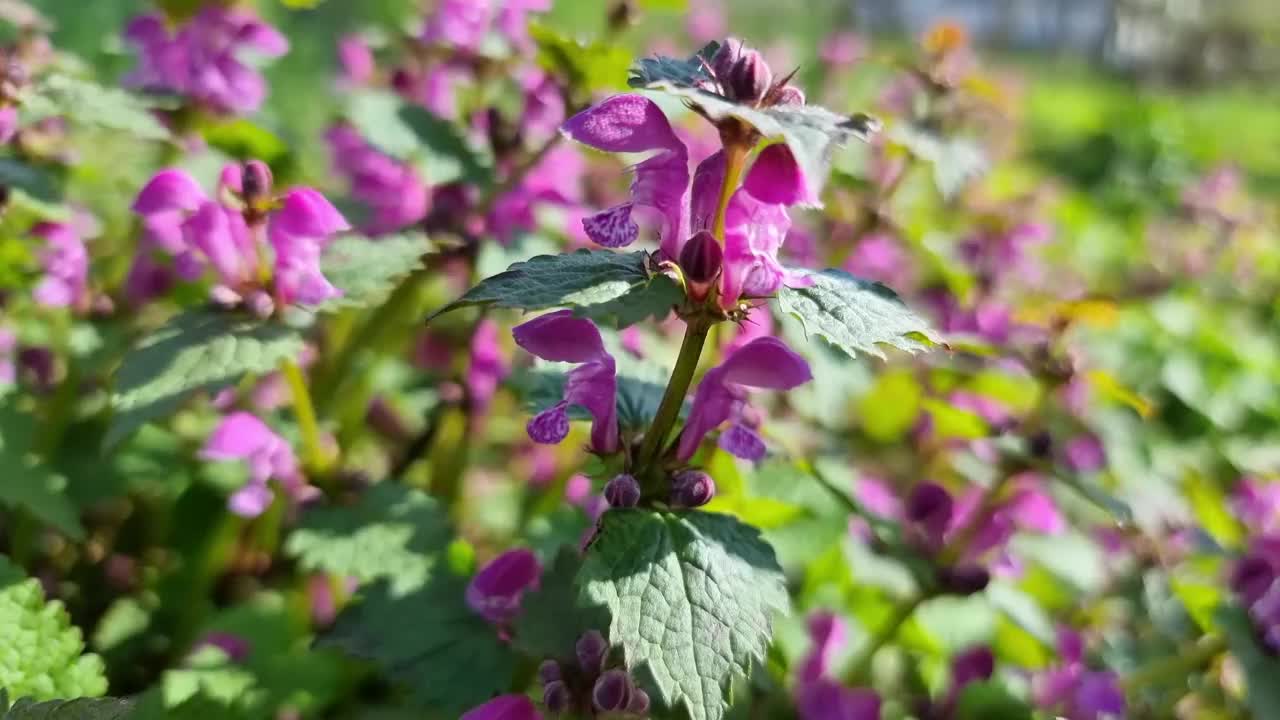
[711,144,749,243]
[1121,635,1226,695]
[281,359,326,474]
[844,592,929,685]
[637,318,712,474]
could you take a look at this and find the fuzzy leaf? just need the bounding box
[0,556,107,700]
[0,696,134,719]
[578,510,788,720]
[1218,604,1280,718]
[628,42,719,89]
[284,483,450,596]
[777,269,940,359]
[513,548,608,661]
[19,75,170,140]
[0,404,84,540]
[106,311,305,446]
[890,124,988,200]
[319,573,514,714]
[431,250,676,328]
[317,234,432,312]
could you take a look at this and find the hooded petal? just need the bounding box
[233,15,289,56]
[678,337,811,460]
[465,548,542,624]
[133,169,208,215]
[461,695,542,720]
[565,356,619,454]
[228,481,274,518]
[720,189,792,306]
[744,143,818,206]
[270,232,340,306]
[201,412,276,462]
[272,187,351,240]
[186,201,255,286]
[512,310,607,363]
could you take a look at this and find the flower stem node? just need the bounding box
[604,474,642,509]
[670,469,716,508]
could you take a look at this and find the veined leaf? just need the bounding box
[19,75,170,140]
[777,268,940,360]
[317,233,432,312]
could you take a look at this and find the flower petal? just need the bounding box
[582,203,639,248]
[744,143,817,206]
[201,412,275,461]
[133,169,208,215]
[273,187,351,240]
[465,548,542,624]
[461,695,543,720]
[512,310,607,363]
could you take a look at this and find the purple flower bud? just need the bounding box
[1028,430,1052,459]
[671,469,716,508]
[241,159,273,207]
[628,687,651,714]
[679,229,723,302]
[528,401,571,445]
[539,659,562,685]
[465,548,543,624]
[939,563,991,596]
[542,679,570,714]
[950,646,995,688]
[604,474,641,508]
[728,49,772,105]
[592,669,633,713]
[774,85,805,106]
[17,345,55,392]
[1233,554,1277,608]
[576,629,608,675]
[906,482,954,552]
[710,37,744,83]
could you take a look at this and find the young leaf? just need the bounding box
[316,233,432,313]
[776,269,940,359]
[513,548,608,661]
[954,681,1033,720]
[106,311,305,446]
[578,510,788,720]
[0,697,134,719]
[0,404,84,540]
[890,124,988,200]
[530,23,633,93]
[0,556,107,700]
[430,250,677,328]
[19,75,171,141]
[284,483,451,596]
[1218,605,1280,718]
[319,574,514,714]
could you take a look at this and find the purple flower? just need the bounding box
[820,32,866,68]
[336,34,375,87]
[200,412,300,518]
[800,612,847,683]
[465,548,542,624]
[326,123,431,236]
[677,336,811,461]
[513,310,618,454]
[0,105,17,144]
[130,164,349,310]
[193,632,251,663]
[561,94,812,307]
[461,694,542,720]
[1034,628,1125,720]
[1233,477,1280,534]
[31,220,89,309]
[686,0,727,42]
[1232,535,1280,652]
[1063,434,1106,473]
[421,0,492,51]
[124,7,287,115]
[795,612,880,720]
[495,0,551,51]
[518,68,563,140]
[845,233,910,288]
[0,327,15,386]
[486,145,584,244]
[467,318,510,415]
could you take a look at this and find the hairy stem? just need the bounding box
[712,143,749,244]
[637,318,711,474]
[281,358,326,474]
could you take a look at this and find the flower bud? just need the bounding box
[538,659,562,686]
[1028,430,1052,459]
[670,469,716,508]
[576,629,608,675]
[710,38,744,84]
[628,688,651,715]
[774,85,805,106]
[728,49,772,105]
[241,159,273,207]
[604,474,641,509]
[678,230,723,302]
[542,680,571,714]
[906,482,953,551]
[592,670,633,713]
[939,563,990,596]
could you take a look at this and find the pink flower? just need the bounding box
[495,0,551,51]
[123,8,287,115]
[819,32,866,68]
[518,68,563,140]
[1233,477,1280,534]
[421,0,492,51]
[461,695,542,720]
[678,336,811,461]
[513,311,618,454]
[465,548,542,625]
[561,94,813,307]
[1033,628,1125,720]
[129,163,349,310]
[0,327,15,386]
[31,220,90,309]
[795,612,880,720]
[486,144,583,244]
[845,233,910,288]
[200,412,301,518]
[467,318,510,415]
[1063,434,1106,473]
[686,0,726,43]
[0,106,17,144]
[336,34,375,87]
[326,123,430,236]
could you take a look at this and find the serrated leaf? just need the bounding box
[344,90,492,187]
[0,697,133,719]
[513,548,608,660]
[777,269,940,359]
[19,75,170,140]
[0,556,107,700]
[0,404,84,540]
[319,574,514,714]
[954,681,1033,720]
[107,311,305,446]
[889,124,987,200]
[317,233,431,312]
[1218,604,1280,718]
[629,42,718,89]
[431,249,676,328]
[284,483,450,596]
[578,510,788,720]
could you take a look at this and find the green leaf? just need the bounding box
[0,556,107,700]
[578,510,788,720]
[284,483,450,596]
[530,23,633,93]
[0,696,133,719]
[629,42,719,89]
[107,311,305,446]
[954,681,1033,720]
[319,574,515,714]
[0,404,84,540]
[513,548,608,660]
[777,269,940,359]
[200,119,289,165]
[344,90,492,187]
[19,75,170,140]
[1218,604,1280,718]
[0,159,62,205]
[431,249,676,328]
[317,234,431,312]
[890,124,987,200]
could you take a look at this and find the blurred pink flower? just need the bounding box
[466,548,542,624]
[467,318,510,415]
[31,220,89,309]
[200,412,301,518]
[326,123,431,235]
[462,695,542,720]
